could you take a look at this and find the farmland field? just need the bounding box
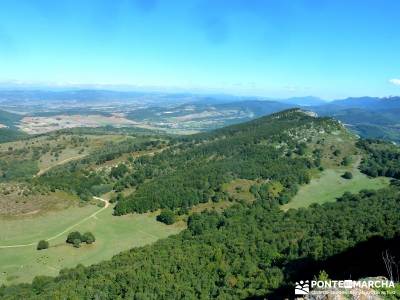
[0,203,184,285]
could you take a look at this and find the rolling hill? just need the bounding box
[313,96,400,142]
[2,109,399,299]
[0,110,26,142]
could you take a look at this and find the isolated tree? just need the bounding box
[82,232,96,244]
[333,149,341,156]
[37,240,49,250]
[342,171,353,179]
[156,209,176,225]
[341,156,352,166]
[66,231,82,244]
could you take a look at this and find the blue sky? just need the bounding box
[0,0,400,99]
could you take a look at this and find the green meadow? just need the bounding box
[282,167,390,210]
[0,204,183,285]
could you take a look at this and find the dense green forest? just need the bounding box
[357,139,400,179]
[1,183,399,299]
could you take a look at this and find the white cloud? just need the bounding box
[389,78,400,86]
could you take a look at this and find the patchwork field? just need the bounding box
[282,167,390,210]
[18,114,139,134]
[0,203,184,285]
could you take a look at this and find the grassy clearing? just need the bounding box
[308,129,359,169]
[185,179,258,215]
[0,204,99,246]
[38,149,86,174]
[190,200,234,214]
[0,133,129,177]
[0,190,79,217]
[0,204,183,285]
[222,178,256,202]
[282,167,390,210]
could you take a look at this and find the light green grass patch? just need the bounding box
[0,204,98,245]
[282,168,390,210]
[0,204,183,285]
[190,200,234,214]
[222,178,256,202]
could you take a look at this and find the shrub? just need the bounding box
[333,149,341,156]
[37,240,49,250]
[156,209,176,225]
[82,232,96,244]
[72,239,81,248]
[341,156,352,166]
[66,231,82,244]
[342,171,353,179]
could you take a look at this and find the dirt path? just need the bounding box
[0,197,109,249]
[36,154,86,176]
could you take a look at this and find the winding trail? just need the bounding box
[0,197,109,249]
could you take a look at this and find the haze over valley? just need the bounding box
[1,90,400,143]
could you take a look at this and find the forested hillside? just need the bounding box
[0,110,23,128]
[357,139,400,178]
[32,109,354,214]
[2,109,399,299]
[114,109,343,214]
[0,110,26,142]
[1,183,399,299]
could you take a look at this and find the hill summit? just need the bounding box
[113,109,347,214]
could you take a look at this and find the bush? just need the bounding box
[156,209,176,225]
[72,239,81,248]
[177,207,189,216]
[66,231,96,247]
[66,231,82,244]
[342,171,353,179]
[333,149,341,156]
[82,232,96,244]
[341,156,352,166]
[37,240,49,250]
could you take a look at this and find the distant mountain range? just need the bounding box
[124,95,400,141]
[311,96,400,142]
[320,96,400,109]
[275,96,327,106]
[0,90,399,143]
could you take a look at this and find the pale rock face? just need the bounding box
[300,110,318,118]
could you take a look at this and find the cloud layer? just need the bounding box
[389,78,400,86]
